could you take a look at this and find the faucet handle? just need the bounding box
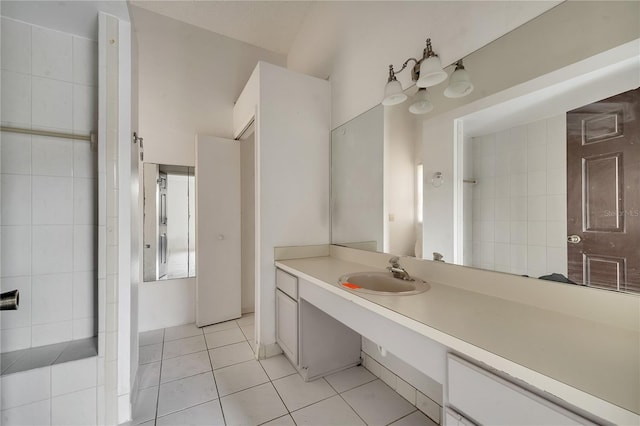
[388,256,400,267]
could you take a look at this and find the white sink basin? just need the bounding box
[338,272,429,295]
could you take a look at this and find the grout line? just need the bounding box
[205,329,225,426]
[151,331,165,426]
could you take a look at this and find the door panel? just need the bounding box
[567,87,640,293]
[195,135,241,326]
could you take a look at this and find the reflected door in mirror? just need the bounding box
[567,87,640,293]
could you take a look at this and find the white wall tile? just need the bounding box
[1,132,32,175]
[74,140,98,178]
[527,221,547,247]
[0,366,50,409]
[527,246,547,278]
[508,125,527,151]
[73,84,98,133]
[509,221,527,245]
[547,194,567,221]
[547,114,566,146]
[546,221,567,248]
[527,170,547,196]
[32,176,74,225]
[494,243,510,265]
[52,387,97,426]
[0,225,31,277]
[73,37,98,86]
[31,136,74,177]
[1,399,50,425]
[493,175,510,196]
[32,76,73,131]
[74,178,97,224]
[0,276,31,329]
[478,221,494,243]
[31,273,73,325]
[527,145,547,172]
[546,168,566,195]
[52,357,97,396]
[494,221,510,243]
[73,270,96,319]
[494,198,510,221]
[547,247,568,276]
[509,244,527,271]
[527,120,547,147]
[479,242,495,265]
[494,129,510,152]
[32,26,73,81]
[509,197,527,221]
[527,196,546,221]
[32,225,73,274]
[509,172,527,197]
[31,321,73,347]
[73,318,96,339]
[1,18,32,74]
[1,71,31,126]
[1,174,31,225]
[547,135,566,170]
[74,225,97,271]
[1,327,31,352]
[494,151,509,176]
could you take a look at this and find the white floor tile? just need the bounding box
[156,400,224,426]
[139,343,162,365]
[259,354,297,381]
[157,372,217,417]
[131,386,158,425]
[137,361,161,390]
[160,351,212,384]
[205,328,246,349]
[272,374,336,412]
[389,410,438,426]
[202,320,239,334]
[261,414,296,426]
[164,323,203,342]
[214,359,269,397]
[291,394,365,426]
[220,382,287,426]
[236,313,254,326]
[209,341,254,370]
[139,329,164,347]
[341,380,415,426]
[163,335,206,359]
[240,324,255,341]
[325,365,376,393]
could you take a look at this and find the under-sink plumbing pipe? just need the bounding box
[0,289,19,310]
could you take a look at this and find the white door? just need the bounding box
[195,135,241,326]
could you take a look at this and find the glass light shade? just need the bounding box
[409,89,433,115]
[382,79,408,106]
[416,56,447,88]
[444,67,474,98]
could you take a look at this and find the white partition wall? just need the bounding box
[233,62,331,357]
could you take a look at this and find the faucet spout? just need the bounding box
[387,257,413,281]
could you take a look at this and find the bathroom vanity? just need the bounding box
[274,245,640,426]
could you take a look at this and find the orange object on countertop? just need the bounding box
[342,282,361,289]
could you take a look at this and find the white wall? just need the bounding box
[1,17,98,352]
[234,62,331,355]
[240,132,255,314]
[130,7,286,331]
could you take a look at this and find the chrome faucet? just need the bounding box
[387,257,413,281]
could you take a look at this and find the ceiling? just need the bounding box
[129,0,314,55]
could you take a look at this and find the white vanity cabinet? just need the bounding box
[275,267,362,381]
[276,269,299,363]
[446,354,596,426]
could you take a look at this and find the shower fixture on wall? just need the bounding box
[382,38,474,114]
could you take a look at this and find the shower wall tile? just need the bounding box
[32,136,73,177]
[31,321,73,347]
[73,318,96,340]
[0,226,31,277]
[74,178,98,225]
[32,77,74,131]
[1,174,32,225]
[73,37,98,86]
[1,327,31,353]
[31,273,73,325]
[1,18,32,74]
[32,225,73,275]
[0,132,32,175]
[73,271,96,320]
[1,71,32,126]
[74,225,97,272]
[74,140,98,178]
[32,26,73,82]
[0,277,31,330]
[73,84,98,132]
[32,176,74,225]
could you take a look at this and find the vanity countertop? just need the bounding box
[275,254,640,423]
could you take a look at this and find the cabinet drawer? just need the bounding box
[447,354,594,425]
[276,268,298,299]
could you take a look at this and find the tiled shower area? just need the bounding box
[1,16,99,424]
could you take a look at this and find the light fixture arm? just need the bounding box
[387,57,420,82]
[387,38,438,84]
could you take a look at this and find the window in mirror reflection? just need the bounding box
[143,164,195,282]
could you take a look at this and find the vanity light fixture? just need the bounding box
[382,39,474,114]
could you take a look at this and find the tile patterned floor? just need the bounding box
[131,314,436,426]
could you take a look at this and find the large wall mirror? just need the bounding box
[330,2,640,296]
[143,163,195,282]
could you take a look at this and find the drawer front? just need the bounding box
[276,268,298,299]
[447,354,594,426]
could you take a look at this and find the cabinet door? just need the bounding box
[276,289,298,364]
